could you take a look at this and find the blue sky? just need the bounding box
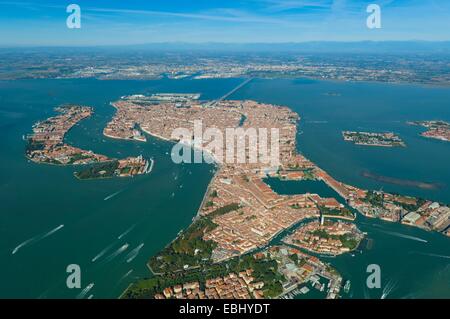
[0,0,449,46]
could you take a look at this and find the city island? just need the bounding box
[25,104,153,179]
[342,131,406,147]
[95,93,450,300]
[283,220,365,256]
[25,95,450,299]
[407,120,450,142]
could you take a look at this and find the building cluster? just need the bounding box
[307,166,449,236]
[104,96,336,260]
[26,105,110,165]
[205,202,319,261]
[109,94,450,300]
[408,120,450,142]
[284,220,364,256]
[103,101,148,142]
[278,170,307,180]
[203,168,322,261]
[201,168,356,260]
[342,131,405,147]
[154,269,264,300]
[104,94,204,142]
[27,105,152,179]
[117,156,153,177]
[105,96,300,167]
[402,201,450,232]
[350,191,450,235]
[107,94,449,272]
[153,245,343,300]
[267,246,342,299]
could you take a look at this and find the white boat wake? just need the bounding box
[41,224,64,239]
[411,251,450,259]
[125,243,144,263]
[92,224,138,262]
[381,278,398,299]
[12,224,64,255]
[378,230,427,243]
[11,238,36,255]
[76,283,94,299]
[91,241,117,263]
[118,224,136,240]
[119,269,134,282]
[105,243,129,262]
[104,189,126,201]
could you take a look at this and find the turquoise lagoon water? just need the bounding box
[0,77,449,298]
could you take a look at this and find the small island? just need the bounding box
[283,220,364,256]
[26,104,152,180]
[407,120,450,142]
[342,131,405,147]
[26,105,110,165]
[74,156,153,180]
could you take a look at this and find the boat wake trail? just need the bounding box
[378,230,428,243]
[306,120,328,124]
[11,238,35,255]
[381,278,398,299]
[119,269,134,282]
[12,224,64,255]
[41,224,65,239]
[118,224,136,240]
[91,241,117,263]
[411,251,450,259]
[125,243,144,263]
[92,224,137,262]
[104,189,126,201]
[76,283,94,299]
[105,243,129,262]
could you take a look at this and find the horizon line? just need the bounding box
[2,40,450,50]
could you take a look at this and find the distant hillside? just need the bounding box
[2,41,450,54]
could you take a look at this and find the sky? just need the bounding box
[0,0,449,46]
